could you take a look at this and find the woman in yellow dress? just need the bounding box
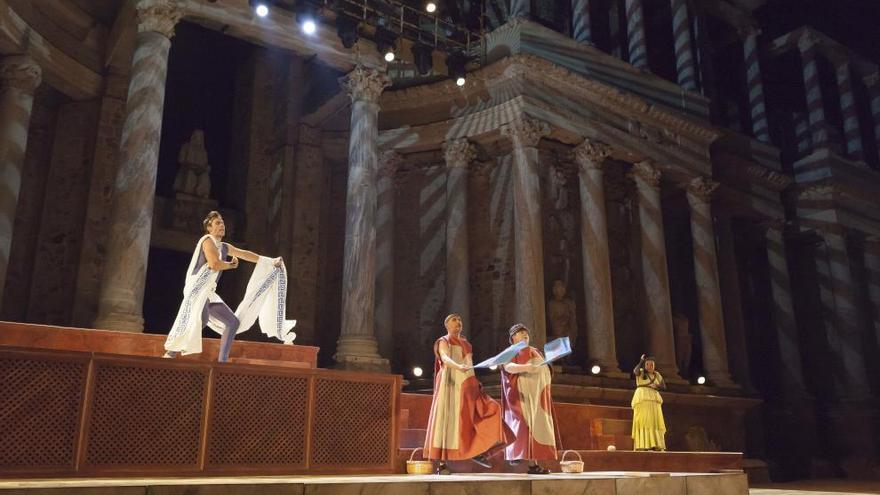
[631,354,666,451]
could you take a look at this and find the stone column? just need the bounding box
[509,0,530,20]
[94,0,182,331]
[864,73,880,161]
[608,0,624,59]
[0,56,41,311]
[571,0,593,46]
[670,0,697,90]
[444,139,476,330]
[502,118,550,345]
[797,32,830,150]
[764,220,810,396]
[714,213,753,391]
[625,0,649,70]
[864,237,880,350]
[375,150,401,360]
[630,161,681,380]
[742,28,771,143]
[573,140,623,375]
[686,177,735,387]
[833,61,865,161]
[334,66,391,372]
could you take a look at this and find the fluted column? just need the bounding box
[625,0,649,69]
[834,61,864,161]
[502,118,550,346]
[335,66,391,372]
[573,140,622,375]
[94,0,182,331]
[571,0,593,46]
[864,237,880,350]
[764,221,810,397]
[375,150,401,360]
[742,28,771,143]
[670,0,697,90]
[0,56,41,311]
[630,161,681,380]
[797,32,830,150]
[444,139,476,330]
[686,177,735,387]
[864,73,880,161]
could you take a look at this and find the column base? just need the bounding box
[93,311,144,333]
[588,359,628,379]
[334,336,390,373]
[707,373,740,389]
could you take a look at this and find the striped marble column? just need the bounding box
[0,56,41,312]
[625,0,649,69]
[797,33,830,150]
[509,0,531,19]
[742,28,771,143]
[864,73,880,161]
[670,0,697,90]
[94,0,182,332]
[335,66,391,372]
[375,150,401,361]
[764,221,809,397]
[630,161,681,380]
[834,61,864,161]
[502,118,550,346]
[686,177,735,388]
[444,139,476,331]
[608,0,623,59]
[571,0,593,46]
[573,140,622,375]
[864,237,880,351]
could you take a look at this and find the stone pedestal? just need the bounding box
[444,140,476,330]
[686,177,735,388]
[573,140,623,376]
[94,0,182,332]
[0,56,41,312]
[502,118,550,345]
[335,66,391,372]
[630,161,682,381]
[375,151,401,360]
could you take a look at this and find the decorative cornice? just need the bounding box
[136,0,183,38]
[798,184,836,201]
[0,56,42,93]
[745,165,792,192]
[573,140,612,170]
[629,160,661,187]
[443,139,477,169]
[501,118,550,147]
[340,65,391,104]
[377,150,403,178]
[686,176,720,204]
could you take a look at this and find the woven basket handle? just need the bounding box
[561,450,583,463]
[408,447,425,462]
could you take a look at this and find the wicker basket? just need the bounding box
[559,450,584,473]
[406,448,434,475]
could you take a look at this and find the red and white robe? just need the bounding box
[423,335,511,460]
[500,346,557,461]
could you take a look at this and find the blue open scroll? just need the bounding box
[472,340,528,369]
[540,336,572,365]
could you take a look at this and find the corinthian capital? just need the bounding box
[573,140,612,170]
[629,160,661,187]
[443,139,477,169]
[686,176,719,204]
[341,66,391,104]
[136,0,183,38]
[501,118,550,148]
[0,56,42,94]
[377,150,403,178]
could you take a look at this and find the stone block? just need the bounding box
[429,479,529,495]
[148,484,302,495]
[616,474,685,495]
[684,473,748,495]
[305,481,428,495]
[531,477,617,495]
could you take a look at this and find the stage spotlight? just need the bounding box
[295,3,318,35]
[302,19,317,34]
[425,1,437,12]
[591,365,601,375]
[411,43,434,75]
[336,14,359,49]
[413,366,423,378]
[255,3,269,17]
[376,28,398,63]
[384,49,396,62]
[446,51,468,86]
[697,375,707,385]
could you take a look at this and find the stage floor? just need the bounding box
[0,471,748,494]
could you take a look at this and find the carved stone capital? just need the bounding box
[341,66,391,104]
[0,56,42,94]
[377,150,403,178]
[573,140,612,170]
[136,0,183,38]
[629,160,661,187]
[686,176,720,204]
[501,118,550,148]
[799,184,836,201]
[443,139,477,169]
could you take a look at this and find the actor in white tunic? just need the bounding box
[164,211,296,362]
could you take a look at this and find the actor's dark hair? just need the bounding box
[203,211,222,233]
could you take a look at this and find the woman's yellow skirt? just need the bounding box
[631,400,666,450]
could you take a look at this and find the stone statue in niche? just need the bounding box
[174,129,212,200]
[673,312,692,376]
[547,279,578,353]
[548,162,577,285]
